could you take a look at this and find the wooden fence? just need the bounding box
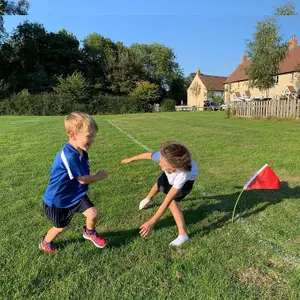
[232,99,300,119]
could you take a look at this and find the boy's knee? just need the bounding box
[54,227,64,233]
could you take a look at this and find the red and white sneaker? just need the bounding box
[83,226,107,248]
[39,236,56,254]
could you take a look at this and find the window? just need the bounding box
[274,76,279,84]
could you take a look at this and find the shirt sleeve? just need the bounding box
[151,151,161,162]
[173,172,188,189]
[61,150,87,180]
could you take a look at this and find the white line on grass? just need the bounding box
[105,119,207,198]
[105,119,153,152]
[106,118,296,265]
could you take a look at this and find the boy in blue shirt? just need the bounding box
[40,112,108,253]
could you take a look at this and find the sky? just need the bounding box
[3,0,300,77]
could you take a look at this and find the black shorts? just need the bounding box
[157,172,194,202]
[43,195,95,228]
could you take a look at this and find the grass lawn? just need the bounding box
[1,111,300,299]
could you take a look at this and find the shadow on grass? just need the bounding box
[56,182,300,249]
[154,182,300,238]
[54,227,140,250]
[54,228,140,250]
[55,237,85,249]
[101,228,140,248]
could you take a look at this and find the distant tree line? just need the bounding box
[0,17,189,115]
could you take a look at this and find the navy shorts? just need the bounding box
[43,195,95,228]
[157,172,194,202]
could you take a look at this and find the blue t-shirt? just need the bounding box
[43,143,90,208]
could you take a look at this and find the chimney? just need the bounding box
[289,35,298,51]
[242,53,247,63]
[196,69,201,76]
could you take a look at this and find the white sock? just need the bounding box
[139,197,151,210]
[169,235,190,246]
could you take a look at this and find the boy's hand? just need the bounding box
[121,158,133,164]
[95,170,108,180]
[139,220,155,237]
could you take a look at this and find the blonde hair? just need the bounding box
[160,141,192,171]
[64,112,98,134]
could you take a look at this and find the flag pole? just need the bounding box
[231,188,245,223]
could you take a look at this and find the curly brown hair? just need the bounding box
[160,141,192,171]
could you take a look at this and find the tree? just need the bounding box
[108,42,143,95]
[274,0,298,15]
[130,81,160,102]
[0,22,83,93]
[213,95,224,105]
[205,82,215,100]
[130,43,182,92]
[0,21,49,92]
[0,78,10,99]
[54,71,90,113]
[83,33,118,93]
[245,17,289,96]
[166,72,186,104]
[205,82,224,104]
[83,33,143,95]
[0,0,29,42]
[44,28,83,81]
[190,81,201,107]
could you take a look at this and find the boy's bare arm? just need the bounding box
[121,152,152,163]
[77,171,108,184]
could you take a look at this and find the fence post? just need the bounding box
[229,99,300,119]
[279,100,281,117]
[292,99,296,118]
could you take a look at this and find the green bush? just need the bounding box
[0,92,62,116]
[0,99,12,115]
[130,81,160,102]
[225,106,236,119]
[0,85,152,116]
[54,71,91,114]
[225,107,231,119]
[90,94,143,114]
[160,99,176,112]
[33,93,63,115]
[0,89,31,115]
[0,80,11,100]
[0,92,145,116]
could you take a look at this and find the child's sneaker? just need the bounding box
[83,226,107,248]
[39,236,56,254]
[139,197,151,210]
